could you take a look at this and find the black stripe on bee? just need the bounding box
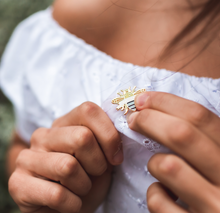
[127,100,136,110]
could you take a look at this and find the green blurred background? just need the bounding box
[0,1,53,212]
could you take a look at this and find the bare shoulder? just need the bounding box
[52,0,112,35]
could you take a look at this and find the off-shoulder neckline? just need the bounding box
[43,7,220,82]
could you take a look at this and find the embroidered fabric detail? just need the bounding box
[0,8,220,213]
[143,138,161,152]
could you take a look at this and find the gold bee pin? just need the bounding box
[112,86,146,115]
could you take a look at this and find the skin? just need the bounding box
[7,0,220,212]
[9,102,123,213]
[128,92,220,213]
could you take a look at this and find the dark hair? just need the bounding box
[160,0,220,67]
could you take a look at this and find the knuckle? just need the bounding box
[75,127,94,149]
[190,104,211,125]
[93,160,108,176]
[56,155,79,178]
[30,127,49,147]
[98,161,108,175]
[80,102,99,116]
[49,186,82,212]
[169,121,194,146]
[107,130,120,145]
[8,173,19,197]
[48,187,66,208]
[15,149,29,167]
[103,130,121,153]
[8,172,26,205]
[79,179,92,196]
[159,154,181,176]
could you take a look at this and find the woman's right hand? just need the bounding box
[8,102,123,213]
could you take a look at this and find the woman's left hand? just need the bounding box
[128,91,220,213]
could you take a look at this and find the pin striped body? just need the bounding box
[127,100,136,111]
[112,86,146,115]
[116,96,136,114]
[126,96,136,111]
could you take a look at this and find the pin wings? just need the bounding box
[111,87,146,104]
[133,88,146,95]
[111,97,124,104]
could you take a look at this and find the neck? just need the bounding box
[111,0,207,13]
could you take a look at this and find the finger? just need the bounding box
[52,102,123,165]
[80,164,113,213]
[31,126,107,176]
[9,171,82,213]
[148,154,220,213]
[147,182,188,213]
[135,92,220,143]
[128,109,220,185]
[16,150,92,196]
[21,206,60,213]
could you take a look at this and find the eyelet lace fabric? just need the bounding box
[143,138,161,152]
[0,8,220,213]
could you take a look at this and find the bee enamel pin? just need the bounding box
[112,86,146,115]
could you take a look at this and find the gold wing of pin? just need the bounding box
[111,97,124,104]
[134,88,146,95]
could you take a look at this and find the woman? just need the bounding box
[1,0,220,212]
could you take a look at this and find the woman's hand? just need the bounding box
[128,91,220,213]
[9,102,123,213]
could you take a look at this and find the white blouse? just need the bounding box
[0,8,220,213]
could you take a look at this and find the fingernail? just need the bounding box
[127,112,138,124]
[113,142,123,165]
[135,93,149,107]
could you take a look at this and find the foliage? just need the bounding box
[0,0,54,212]
[0,0,54,58]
